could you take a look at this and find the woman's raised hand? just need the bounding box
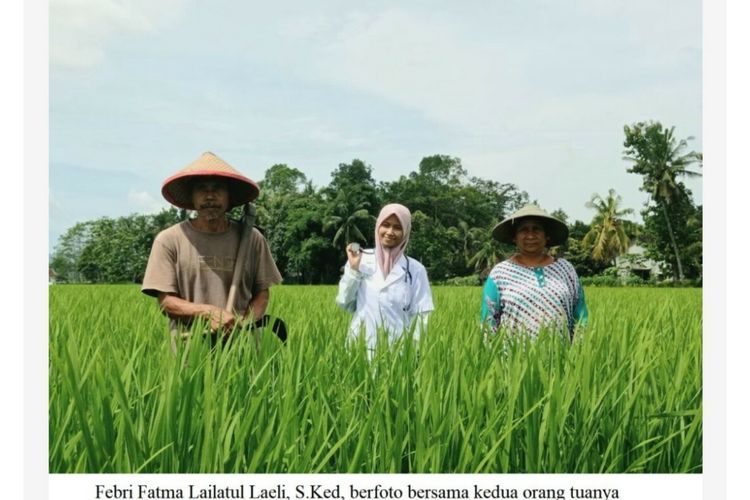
[346,243,363,271]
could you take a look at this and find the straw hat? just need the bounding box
[491,204,569,246]
[161,152,260,210]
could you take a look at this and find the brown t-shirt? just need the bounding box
[142,220,282,334]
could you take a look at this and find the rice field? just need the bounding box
[48,285,702,473]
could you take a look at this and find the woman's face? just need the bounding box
[513,218,548,255]
[378,214,404,248]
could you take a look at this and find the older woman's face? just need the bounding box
[378,214,404,248]
[513,218,549,255]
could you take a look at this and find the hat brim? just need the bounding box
[492,215,569,247]
[161,170,260,210]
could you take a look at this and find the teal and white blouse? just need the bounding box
[480,258,588,339]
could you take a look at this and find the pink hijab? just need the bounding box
[375,203,412,279]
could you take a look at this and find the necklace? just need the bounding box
[511,253,552,268]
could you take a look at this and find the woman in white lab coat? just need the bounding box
[336,203,434,351]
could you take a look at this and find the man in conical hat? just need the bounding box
[142,152,282,349]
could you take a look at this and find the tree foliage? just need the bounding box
[548,213,610,278]
[582,189,635,265]
[623,121,702,281]
[50,134,702,285]
[641,185,702,281]
[51,155,530,284]
[51,208,185,283]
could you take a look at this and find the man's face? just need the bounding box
[191,178,230,220]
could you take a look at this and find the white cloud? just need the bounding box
[127,190,168,214]
[311,8,508,132]
[48,0,702,230]
[49,193,75,236]
[50,0,188,69]
[291,4,698,141]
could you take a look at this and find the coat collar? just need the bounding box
[359,252,409,287]
[381,254,408,287]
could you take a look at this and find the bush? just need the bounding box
[580,272,703,288]
[581,273,646,287]
[652,278,702,288]
[580,275,620,287]
[437,275,483,286]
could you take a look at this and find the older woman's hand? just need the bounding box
[346,243,363,271]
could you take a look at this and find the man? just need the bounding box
[142,151,282,350]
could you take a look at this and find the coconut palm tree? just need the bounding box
[623,121,702,280]
[324,206,375,248]
[468,239,505,277]
[451,220,485,263]
[582,189,634,266]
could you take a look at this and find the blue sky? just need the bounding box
[49,0,702,248]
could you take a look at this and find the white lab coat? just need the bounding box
[335,251,434,349]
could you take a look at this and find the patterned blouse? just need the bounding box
[480,258,588,338]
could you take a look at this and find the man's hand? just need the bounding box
[158,293,238,334]
[207,306,236,332]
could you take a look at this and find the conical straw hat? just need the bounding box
[161,152,260,209]
[491,204,569,246]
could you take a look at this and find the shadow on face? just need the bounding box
[191,177,230,217]
[378,214,404,248]
[512,217,550,254]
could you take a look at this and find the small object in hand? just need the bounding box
[349,242,373,254]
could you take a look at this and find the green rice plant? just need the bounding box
[49,285,701,473]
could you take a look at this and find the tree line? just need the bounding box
[50,121,702,285]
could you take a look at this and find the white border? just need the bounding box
[34,0,728,498]
[704,1,727,499]
[49,473,702,500]
[25,0,49,498]
[6,0,25,499]
[726,1,747,500]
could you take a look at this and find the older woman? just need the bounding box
[481,205,588,339]
[336,203,434,350]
